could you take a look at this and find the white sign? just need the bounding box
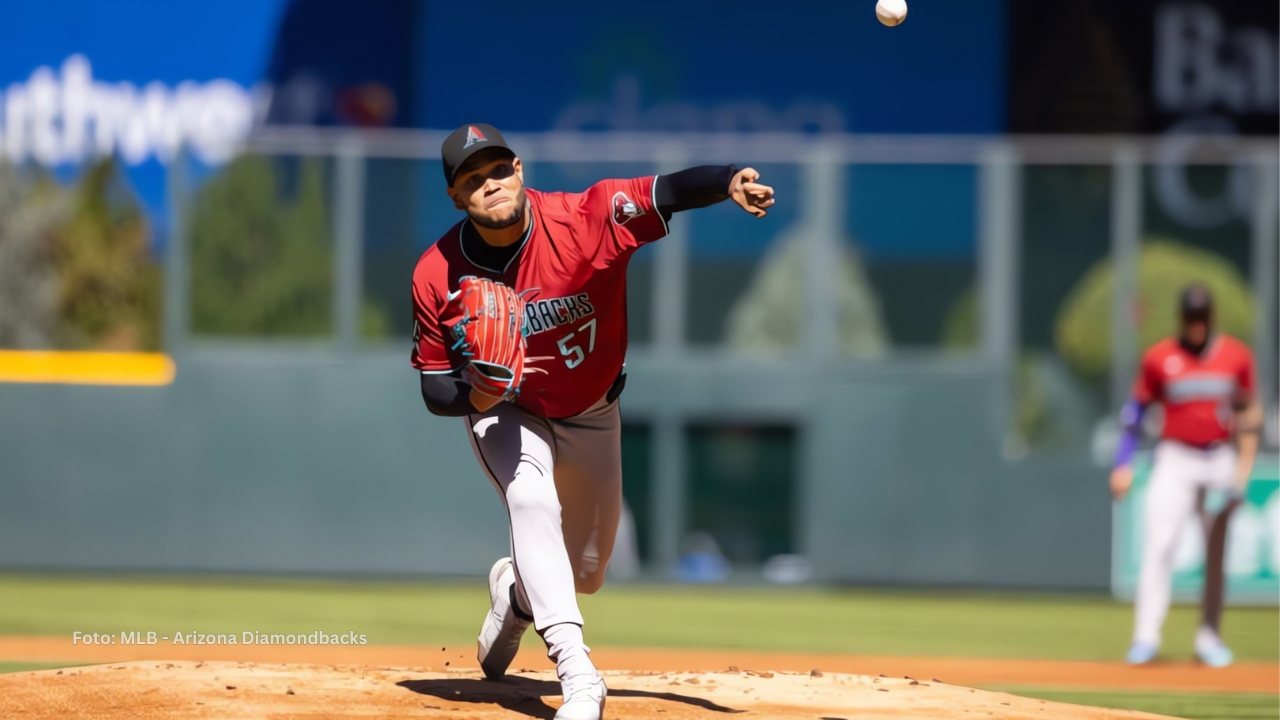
[0,55,269,166]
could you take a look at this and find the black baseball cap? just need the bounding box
[441,123,516,186]
[1179,283,1213,322]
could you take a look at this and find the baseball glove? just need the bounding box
[446,276,530,401]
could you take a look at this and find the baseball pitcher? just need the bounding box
[410,124,774,719]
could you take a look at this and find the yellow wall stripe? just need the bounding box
[0,351,176,386]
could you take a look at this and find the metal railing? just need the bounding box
[163,129,1279,570]
[174,128,1278,407]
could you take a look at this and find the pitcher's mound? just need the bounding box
[0,661,1174,719]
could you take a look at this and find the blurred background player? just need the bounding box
[1109,284,1262,667]
[411,124,774,719]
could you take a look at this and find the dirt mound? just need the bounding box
[4,637,1274,694]
[0,661,1175,719]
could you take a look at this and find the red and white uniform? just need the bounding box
[1130,334,1255,647]
[411,177,664,633]
[1132,335,1256,447]
[411,177,666,418]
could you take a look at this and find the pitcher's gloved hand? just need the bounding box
[446,276,529,402]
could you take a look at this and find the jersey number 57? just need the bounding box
[556,318,597,369]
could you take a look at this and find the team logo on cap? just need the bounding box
[463,126,487,148]
[612,191,644,225]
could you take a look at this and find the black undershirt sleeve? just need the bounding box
[654,165,739,220]
[420,371,476,417]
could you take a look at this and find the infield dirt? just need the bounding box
[0,660,1183,719]
[1,636,1274,693]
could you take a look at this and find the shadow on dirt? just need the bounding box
[398,675,745,719]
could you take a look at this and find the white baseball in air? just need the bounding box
[876,0,908,26]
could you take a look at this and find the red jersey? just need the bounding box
[411,176,666,418]
[1132,335,1256,446]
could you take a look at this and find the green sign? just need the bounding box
[1112,453,1279,605]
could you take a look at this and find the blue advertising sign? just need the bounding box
[0,0,287,237]
[0,0,1007,252]
[415,1,1005,134]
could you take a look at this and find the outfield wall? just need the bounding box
[0,351,1110,589]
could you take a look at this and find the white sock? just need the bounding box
[542,622,595,679]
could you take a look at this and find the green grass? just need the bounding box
[999,687,1280,720]
[0,575,1275,663]
[0,662,81,673]
[577,586,1279,661]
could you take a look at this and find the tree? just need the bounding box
[0,159,159,351]
[1056,239,1254,379]
[0,164,68,348]
[189,156,334,337]
[725,227,888,357]
[52,160,161,350]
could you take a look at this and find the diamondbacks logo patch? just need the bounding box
[612,191,644,225]
[463,126,487,148]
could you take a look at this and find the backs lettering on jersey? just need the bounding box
[523,293,596,335]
